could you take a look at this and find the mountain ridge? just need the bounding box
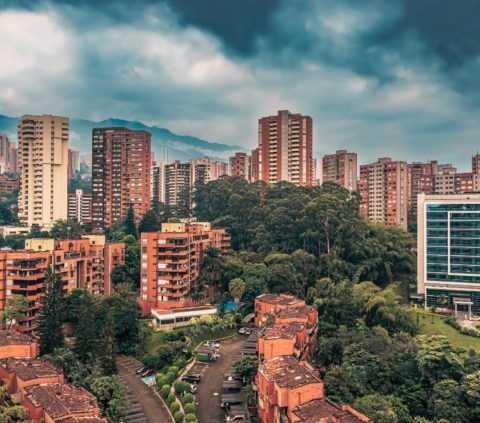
[0,114,245,161]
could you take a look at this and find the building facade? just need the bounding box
[229,152,251,181]
[0,236,124,332]
[139,222,230,314]
[256,111,313,186]
[0,133,10,173]
[417,193,480,317]
[0,174,20,193]
[92,127,151,229]
[322,150,357,191]
[18,115,69,229]
[359,157,408,230]
[68,189,93,226]
[151,160,167,207]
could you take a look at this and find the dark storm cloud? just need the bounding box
[1,0,480,168]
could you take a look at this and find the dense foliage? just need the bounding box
[313,278,480,423]
[194,177,415,286]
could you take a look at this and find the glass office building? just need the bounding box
[418,194,480,317]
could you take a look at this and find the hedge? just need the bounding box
[174,411,184,423]
[160,385,171,399]
[174,380,191,394]
[184,403,195,414]
[185,413,198,422]
[182,393,194,405]
[167,392,176,405]
[170,402,180,414]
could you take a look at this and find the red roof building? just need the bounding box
[0,330,39,359]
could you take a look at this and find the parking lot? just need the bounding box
[194,335,246,423]
[117,356,173,423]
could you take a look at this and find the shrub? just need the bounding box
[167,392,176,405]
[160,385,171,399]
[460,327,480,338]
[168,365,180,376]
[174,380,191,394]
[157,374,172,388]
[170,402,180,414]
[174,411,184,423]
[445,316,461,330]
[184,403,195,414]
[182,393,194,404]
[185,413,198,422]
[165,372,177,384]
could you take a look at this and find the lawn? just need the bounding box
[415,311,480,351]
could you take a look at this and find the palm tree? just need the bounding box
[229,278,245,303]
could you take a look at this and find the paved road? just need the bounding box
[195,336,245,423]
[117,356,173,423]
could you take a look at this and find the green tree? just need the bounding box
[29,223,50,238]
[97,310,117,375]
[66,289,93,323]
[74,297,97,363]
[234,356,258,384]
[0,404,34,423]
[138,209,160,233]
[124,206,137,238]
[37,268,65,354]
[90,375,130,422]
[3,295,29,329]
[428,379,466,422]
[229,278,245,302]
[354,394,398,423]
[50,219,84,239]
[200,246,225,289]
[463,370,480,421]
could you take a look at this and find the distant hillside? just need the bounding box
[0,114,245,161]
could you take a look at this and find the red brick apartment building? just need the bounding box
[229,152,251,181]
[254,294,306,327]
[0,330,39,359]
[0,236,124,332]
[139,222,230,314]
[0,174,20,192]
[0,330,106,423]
[255,111,313,186]
[92,127,151,229]
[322,150,358,191]
[253,294,371,423]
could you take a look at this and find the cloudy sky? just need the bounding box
[1,0,480,169]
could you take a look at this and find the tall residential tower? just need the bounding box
[17,115,69,229]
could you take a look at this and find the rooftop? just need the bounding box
[293,399,371,423]
[24,383,98,419]
[256,294,303,306]
[0,330,36,347]
[57,418,108,423]
[275,306,315,319]
[0,358,62,381]
[259,356,321,389]
[260,322,305,340]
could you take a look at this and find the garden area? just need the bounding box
[414,309,480,351]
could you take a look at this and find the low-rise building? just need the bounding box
[151,305,217,328]
[23,383,102,422]
[257,355,324,423]
[0,226,30,237]
[291,398,373,423]
[0,358,64,396]
[0,330,39,359]
[0,174,20,192]
[257,322,307,361]
[68,190,93,226]
[254,294,305,327]
[139,221,230,314]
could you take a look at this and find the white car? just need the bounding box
[190,384,197,394]
[238,327,251,335]
[205,340,220,349]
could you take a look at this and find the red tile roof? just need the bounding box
[256,294,303,306]
[260,322,305,340]
[259,356,321,389]
[57,418,108,423]
[0,330,36,347]
[24,383,99,419]
[275,305,315,319]
[0,358,62,381]
[293,399,371,423]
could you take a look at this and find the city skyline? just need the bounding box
[2,1,480,169]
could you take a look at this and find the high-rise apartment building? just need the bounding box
[0,134,10,173]
[139,222,230,314]
[68,189,93,225]
[417,193,480,317]
[322,150,357,191]
[472,154,480,174]
[359,157,408,230]
[250,148,261,182]
[229,152,251,181]
[164,161,191,207]
[255,110,313,186]
[407,161,437,216]
[8,143,18,173]
[18,115,69,229]
[92,128,151,229]
[151,160,167,207]
[68,149,81,181]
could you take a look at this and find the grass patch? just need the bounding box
[415,311,480,351]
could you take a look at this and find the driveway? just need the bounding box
[117,356,173,423]
[195,336,245,423]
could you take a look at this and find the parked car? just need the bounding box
[140,368,154,378]
[205,340,220,349]
[190,384,197,394]
[135,366,148,375]
[238,327,251,335]
[182,373,202,384]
